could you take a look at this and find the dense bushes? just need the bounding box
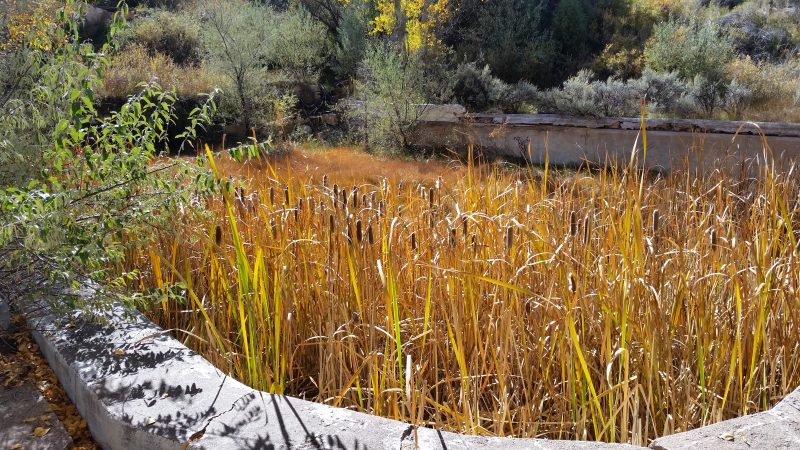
[119,10,202,65]
[92,0,800,149]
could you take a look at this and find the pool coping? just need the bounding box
[14,295,800,450]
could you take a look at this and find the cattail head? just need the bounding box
[362,194,367,208]
[356,219,363,243]
[568,272,577,294]
[284,186,290,206]
[450,228,456,247]
[329,214,335,236]
[367,223,374,245]
[269,186,275,206]
[341,189,348,208]
[322,174,328,188]
[333,183,339,198]
[710,227,718,249]
[378,200,385,217]
[352,186,358,208]
[582,215,591,245]
[411,232,417,251]
[569,211,578,237]
[462,215,468,237]
[652,209,660,235]
[214,224,222,245]
[429,187,435,209]
[506,225,514,250]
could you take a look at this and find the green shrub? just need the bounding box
[333,0,371,80]
[348,43,429,152]
[119,9,202,66]
[270,7,329,82]
[644,17,734,85]
[200,0,276,131]
[449,62,509,111]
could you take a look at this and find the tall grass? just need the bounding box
[126,146,800,444]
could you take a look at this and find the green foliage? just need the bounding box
[119,9,203,66]
[333,0,371,79]
[200,0,275,132]
[0,0,215,309]
[445,0,553,83]
[645,17,734,84]
[270,7,329,81]
[551,0,594,65]
[348,43,429,152]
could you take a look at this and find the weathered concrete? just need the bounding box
[415,111,800,173]
[19,296,800,450]
[650,387,800,449]
[22,301,640,450]
[0,382,73,450]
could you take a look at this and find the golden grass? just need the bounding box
[126,145,800,445]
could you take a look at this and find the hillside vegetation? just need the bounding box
[68,0,800,152]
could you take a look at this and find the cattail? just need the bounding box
[568,272,577,294]
[506,225,514,250]
[471,234,478,252]
[367,223,374,245]
[582,215,591,245]
[284,186,289,206]
[329,214,335,236]
[269,186,275,206]
[214,224,222,245]
[379,200,385,217]
[462,215,468,237]
[370,191,376,206]
[356,219,363,243]
[341,189,348,208]
[569,210,578,237]
[652,209,660,235]
[322,174,328,188]
[710,227,718,249]
[333,183,339,199]
[411,232,417,251]
[270,218,277,237]
[450,228,456,247]
[362,194,367,208]
[429,187,435,210]
[352,186,358,208]
[308,197,315,214]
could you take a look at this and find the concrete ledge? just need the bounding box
[650,388,800,450]
[19,299,800,449]
[22,302,638,450]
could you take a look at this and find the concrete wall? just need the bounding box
[19,297,800,450]
[415,110,800,173]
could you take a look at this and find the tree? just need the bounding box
[551,0,594,78]
[348,42,429,152]
[200,0,274,132]
[0,0,216,310]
